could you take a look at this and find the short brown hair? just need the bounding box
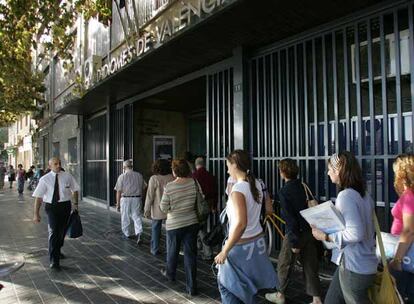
[171,159,191,178]
[279,158,299,179]
[152,159,171,175]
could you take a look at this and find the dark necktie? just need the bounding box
[52,174,60,203]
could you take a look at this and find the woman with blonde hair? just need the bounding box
[389,154,414,302]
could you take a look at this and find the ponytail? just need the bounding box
[246,170,260,203]
[227,150,261,203]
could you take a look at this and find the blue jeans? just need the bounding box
[166,223,198,293]
[151,219,163,255]
[218,281,244,304]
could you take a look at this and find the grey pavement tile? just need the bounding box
[17,293,43,303]
[0,190,331,304]
[0,294,20,304]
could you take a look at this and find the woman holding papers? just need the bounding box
[265,158,322,304]
[389,154,414,302]
[311,152,377,304]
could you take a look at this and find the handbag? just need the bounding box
[302,182,318,208]
[194,179,210,224]
[368,212,404,304]
[203,223,225,247]
[66,210,83,238]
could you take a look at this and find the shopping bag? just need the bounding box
[368,213,403,304]
[66,210,83,238]
[376,232,414,273]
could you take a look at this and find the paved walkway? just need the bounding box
[0,187,330,304]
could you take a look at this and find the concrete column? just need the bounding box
[106,100,111,210]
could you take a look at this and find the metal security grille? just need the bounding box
[206,68,234,211]
[84,112,107,201]
[250,2,414,242]
[110,104,134,206]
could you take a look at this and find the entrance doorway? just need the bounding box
[133,77,207,179]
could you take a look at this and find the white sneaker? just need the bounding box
[265,292,285,304]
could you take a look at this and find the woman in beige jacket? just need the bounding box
[144,159,174,255]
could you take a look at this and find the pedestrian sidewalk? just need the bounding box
[0,188,329,304]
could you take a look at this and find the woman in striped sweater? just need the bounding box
[160,159,200,296]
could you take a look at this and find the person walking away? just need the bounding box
[265,159,322,304]
[160,159,200,296]
[8,165,15,189]
[32,157,80,270]
[192,156,218,260]
[115,160,147,243]
[215,150,278,304]
[32,165,44,189]
[311,152,377,304]
[388,154,414,302]
[16,164,26,197]
[34,165,44,179]
[26,165,35,190]
[184,151,196,174]
[0,162,6,190]
[144,159,174,255]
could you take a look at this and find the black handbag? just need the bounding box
[194,179,210,224]
[66,210,83,238]
[202,223,225,247]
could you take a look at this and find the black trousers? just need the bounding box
[277,230,322,296]
[45,201,71,265]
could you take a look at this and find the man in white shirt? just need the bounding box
[32,157,80,270]
[115,160,146,244]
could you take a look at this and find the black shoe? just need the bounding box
[60,253,65,259]
[160,268,175,281]
[49,263,61,270]
[187,290,198,297]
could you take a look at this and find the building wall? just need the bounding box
[248,4,414,233]
[134,107,187,179]
[6,115,34,169]
[52,115,80,183]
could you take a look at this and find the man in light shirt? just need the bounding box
[32,157,80,270]
[115,160,147,244]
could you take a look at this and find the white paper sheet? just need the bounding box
[300,201,345,234]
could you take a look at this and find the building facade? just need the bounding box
[36,0,414,236]
[5,115,35,169]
